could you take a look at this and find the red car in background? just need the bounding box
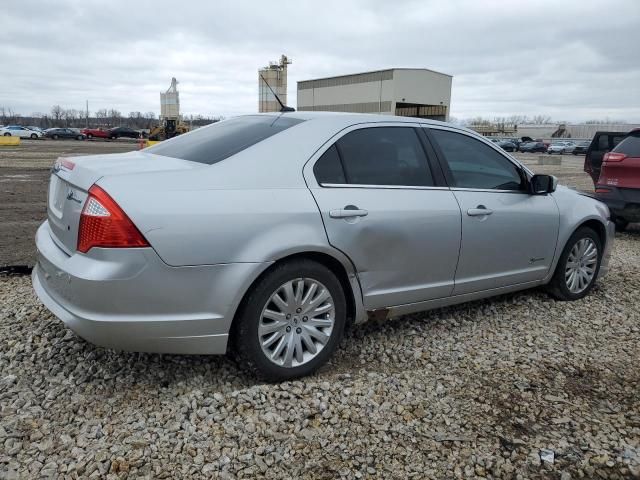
[81,128,110,139]
[591,129,640,231]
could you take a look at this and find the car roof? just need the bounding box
[246,111,481,137]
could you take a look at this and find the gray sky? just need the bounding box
[1,0,639,122]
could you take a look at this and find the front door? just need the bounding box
[427,127,560,295]
[305,124,462,310]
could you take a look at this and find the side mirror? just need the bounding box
[530,174,558,194]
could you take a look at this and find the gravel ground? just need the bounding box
[1,229,639,479]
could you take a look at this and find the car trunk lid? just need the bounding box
[47,151,200,254]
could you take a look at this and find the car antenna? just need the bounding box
[259,73,295,112]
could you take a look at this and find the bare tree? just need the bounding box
[95,109,108,127]
[108,109,122,127]
[50,105,64,126]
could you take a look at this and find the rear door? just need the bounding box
[305,123,462,309]
[585,132,627,184]
[426,127,559,295]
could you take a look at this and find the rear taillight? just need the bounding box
[77,185,149,253]
[603,152,627,163]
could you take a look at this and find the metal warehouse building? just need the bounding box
[297,68,452,121]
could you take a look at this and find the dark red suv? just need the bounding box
[591,129,640,231]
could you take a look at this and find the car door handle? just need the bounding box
[467,206,493,216]
[329,208,369,218]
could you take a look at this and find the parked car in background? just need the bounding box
[593,129,640,231]
[497,140,517,152]
[519,141,547,153]
[81,128,110,139]
[44,128,86,140]
[571,141,591,155]
[32,113,614,381]
[548,141,576,155]
[27,126,45,135]
[584,131,627,185]
[108,126,142,139]
[0,125,43,139]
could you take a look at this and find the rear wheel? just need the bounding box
[30,133,37,139]
[52,134,58,140]
[233,259,347,381]
[87,133,93,139]
[547,227,601,301]
[76,135,83,140]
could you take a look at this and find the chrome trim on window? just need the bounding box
[318,183,450,191]
[450,187,529,194]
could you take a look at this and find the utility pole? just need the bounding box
[86,100,89,128]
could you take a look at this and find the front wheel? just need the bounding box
[3,133,10,137]
[547,227,601,301]
[30,133,37,139]
[233,259,347,381]
[52,134,58,140]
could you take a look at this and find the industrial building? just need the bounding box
[297,68,452,121]
[258,55,292,113]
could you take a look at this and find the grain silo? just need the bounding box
[258,55,291,112]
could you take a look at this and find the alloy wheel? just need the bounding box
[258,278,335,368]
[565,238,598,294]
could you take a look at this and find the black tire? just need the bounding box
[233,259,347,381]
[3,133,10,137]
[110,135,117,140]
[613,217,628,232]
[30,133,37,139]
[52,134,58,140]
[76,135,83,140]
[547,227,602,301]
[87,133,93,139]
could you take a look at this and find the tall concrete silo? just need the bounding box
[258,55,291,112]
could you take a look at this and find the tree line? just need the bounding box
[0,106,222,130]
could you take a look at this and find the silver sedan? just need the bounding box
[33,113,614,380]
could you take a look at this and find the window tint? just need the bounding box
[430,129,524,191]
[334,127,433,186]
[314,145,346,184]
[613,134,640,157]
[147,115,305,165]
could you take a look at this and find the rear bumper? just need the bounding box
[594,186,640,222]
[32,221,269,354]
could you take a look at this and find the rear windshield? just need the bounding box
[612,134,640,157]
[147,115,305,164]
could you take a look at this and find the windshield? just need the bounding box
[147,115,305,165]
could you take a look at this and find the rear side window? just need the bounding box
[147,115,305,164]
[314,145,346,184]
[613,134,640,157]
[327,127,434,186]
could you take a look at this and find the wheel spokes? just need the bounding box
[259,278,336,368]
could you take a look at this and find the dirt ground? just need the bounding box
[0,139,596,267]
[0,139,139,267]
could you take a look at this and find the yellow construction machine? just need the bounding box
[149,78,190,141]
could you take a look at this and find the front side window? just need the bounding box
[430,129,524,191]
[148,115,305,165]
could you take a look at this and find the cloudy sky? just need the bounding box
[1,0,639,122]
